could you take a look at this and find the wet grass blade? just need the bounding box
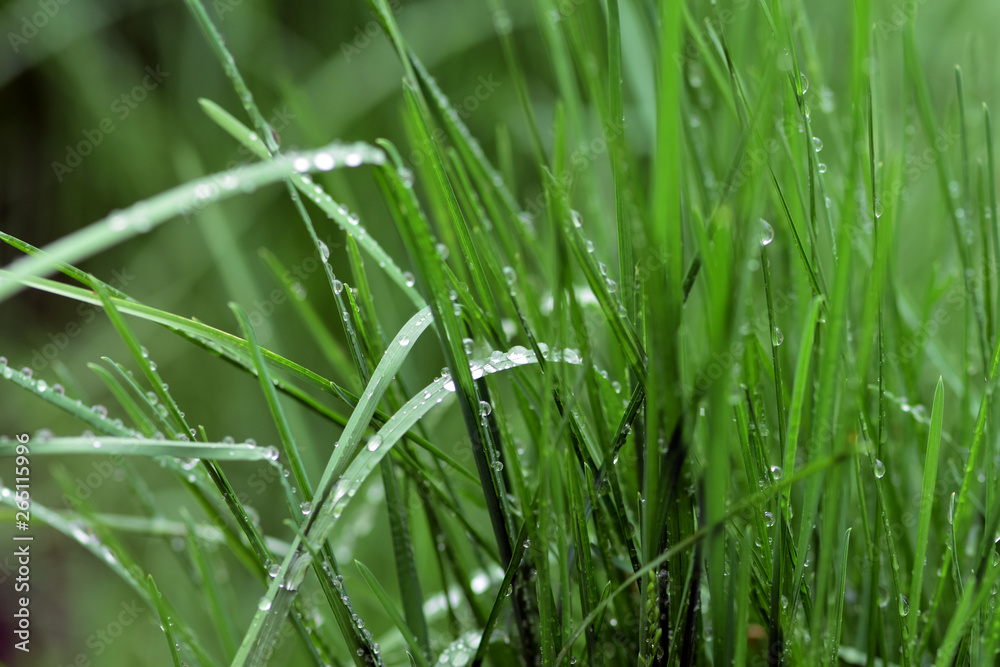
[906,377,944,653]
[355,560,432,667]
[0,144,384,304]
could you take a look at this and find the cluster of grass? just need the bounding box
[3,0,1000,664]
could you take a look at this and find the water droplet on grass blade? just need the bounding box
[314,153,335,171]
[258,597,272,611]
[772,328,784,346]
[492,9,512,34]
[764,511,775,527]
[874,458,885,479]
[759,219,774,246]
[109,215,129,232]
[367,436,382,452]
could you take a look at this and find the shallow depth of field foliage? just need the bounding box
[3,0,1000,665]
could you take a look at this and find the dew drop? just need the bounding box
[813,136,823,152]
[479,400,492,417]
[299,501,313,516]
[770,465,783,480]
[314,153,335,171]
[318,241,330,261]
[759,219,774,246]
[507,346,530,364]
[874,458,885,479]
[898,594,909,617]
[367,436,382,452]
[772,328,784,346]
[258,597,273,611]
[403,271,416,287]
[268,563,281,578]
[492,9,513,35]
[818,162,827,174]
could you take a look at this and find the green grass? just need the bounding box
[3,0,1000,665]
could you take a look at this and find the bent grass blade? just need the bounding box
[0,142,384,304]
[232,342,584,666]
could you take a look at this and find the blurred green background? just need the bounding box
[1,0,999,664]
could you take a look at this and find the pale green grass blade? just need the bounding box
[355,560,432,667]
[181,508,240,661]
[87,362,155,435]
[783,296,823,500]
[257,247,355,382]
[0,436,278,460]
[0,362,140,436]
[230,302,311,504]
[906,377,944,653]
[0,143,384,304]
[198,99,424,308]
[147,574,187,667]
[233,345,582,665]
[183,0,279,154]
[830,527,852,666]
